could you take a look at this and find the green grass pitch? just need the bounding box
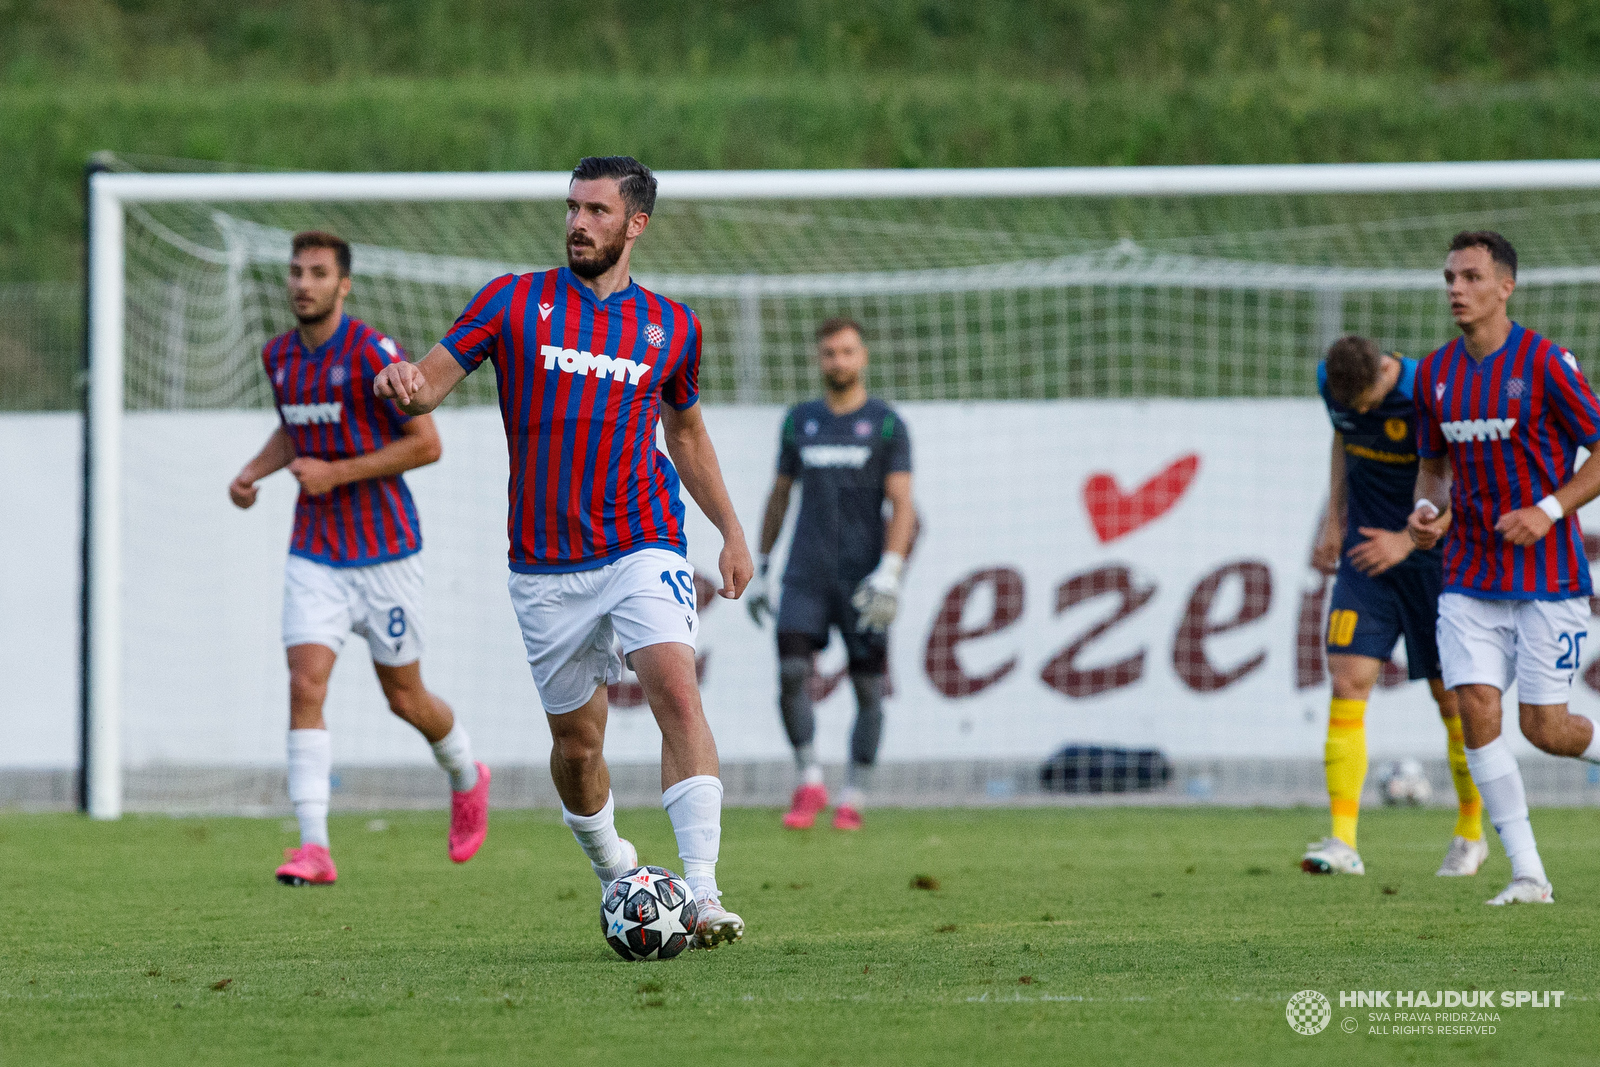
[1,806,1594,1065]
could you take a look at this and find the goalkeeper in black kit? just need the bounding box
[748,317,915,830]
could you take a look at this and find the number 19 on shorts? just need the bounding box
[660,570,695,607]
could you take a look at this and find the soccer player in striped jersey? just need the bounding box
[1410,230,1600,905]
[374,157,753,949]
[230,230,489,886]
[1300,336,1485,878]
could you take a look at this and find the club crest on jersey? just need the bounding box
[1506,377,1527,399]
[329,363,349,387]
[854,419,873,437]
[804,419,819,436]
[645,322,666,349]
[1384,418,1407,441]
[539,344,652,385]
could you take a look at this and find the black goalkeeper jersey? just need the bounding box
[776,397,912,591]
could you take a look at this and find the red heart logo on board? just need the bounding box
[1082,454,1201,543]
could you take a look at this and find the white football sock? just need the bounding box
[562,792,627,882]
[287,728,331,849]
[663,775,723,901]
[429,722,478,791]
[1466,738,1547,884]
[1580,715,1600,764]
[793,741,815,772]
[802,761,825,787]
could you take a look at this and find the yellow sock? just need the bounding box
[1326,698,1368,847]
[1444,716,1483,841]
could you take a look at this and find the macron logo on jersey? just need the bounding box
[1440,417,1517,443]
[801,444,872,469]
[281,402,343,426]
[539,344,652,385]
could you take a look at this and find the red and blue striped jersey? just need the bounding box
[1414,322,1600,600]
[440,268,701,574]
[262,315,421,567]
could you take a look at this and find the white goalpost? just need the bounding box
[84,161,1600,818]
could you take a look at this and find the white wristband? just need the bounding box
[1537,495,1565,522]
[1413,499,1439,520]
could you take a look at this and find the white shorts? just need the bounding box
[508,548,699,715]
[1437,592,1590,705]
[282,553,425,667]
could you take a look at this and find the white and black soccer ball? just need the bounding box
[1381,758,1433,806]
[601,865,698,961]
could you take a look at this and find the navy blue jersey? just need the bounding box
[1319,356,1441,571]
[777,398,911,591]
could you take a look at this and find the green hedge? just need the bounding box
[11,74,1600,283]
[8,0,1600,84]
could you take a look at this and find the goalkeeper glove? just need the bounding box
[851,552,904,633]
[747,555,774,627]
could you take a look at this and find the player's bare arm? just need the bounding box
[1313,434,1347,575]
[1496,447,1600,546]
[373,345,467,415]
[288,414,443,497]
[883,471,915,557]
[757,474,795,556]
[661,400,753,599]
[1408,455,1453,550]
[747,473,794,625]
[229,426,296,509]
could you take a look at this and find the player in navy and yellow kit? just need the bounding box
[1301,335,1485,877]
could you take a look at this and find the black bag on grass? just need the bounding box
[1039,745,1172,794]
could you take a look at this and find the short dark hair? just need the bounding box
[292,230,351,277]
[1324,335,1385,408]
[571,156,658,218]
[815,316,864,344]
[1449,230,1517,279]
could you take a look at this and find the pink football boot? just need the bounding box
[448,762,491,863]
[782,783,828,829]
[276,843,337,886]
[832,805,863,831]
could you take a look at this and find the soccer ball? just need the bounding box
[1381,758,1433,806]
[601,866,698,961]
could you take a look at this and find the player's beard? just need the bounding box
[292,293,339,327]
[567,229,626,279]
[823,367,860,392]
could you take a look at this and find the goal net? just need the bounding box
[83,162,1600,815]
